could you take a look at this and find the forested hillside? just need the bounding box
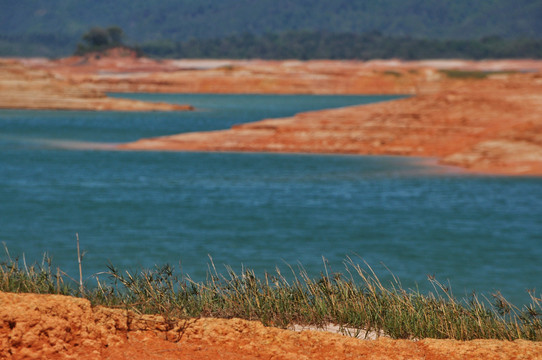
[139,31,542,60]
[1,0,541,57]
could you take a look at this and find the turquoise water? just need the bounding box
[0,94,541,306]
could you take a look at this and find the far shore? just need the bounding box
[0,59,193,112]
[118,73,542,176]
[2,55,542,175]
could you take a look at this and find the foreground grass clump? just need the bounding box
[1,254,541,341]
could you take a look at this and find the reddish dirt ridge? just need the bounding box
[1,292,541,360]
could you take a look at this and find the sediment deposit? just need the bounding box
[1,291,541,360]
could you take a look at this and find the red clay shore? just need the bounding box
[2,291,541,360]
[119,73,542,176]
[21,53,539,175]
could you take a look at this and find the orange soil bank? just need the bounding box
[1,292,541,360]
[120,75,542,175]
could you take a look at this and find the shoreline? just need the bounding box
[119,86,542,176]
[118,145,542,177]
[3,56,542,175]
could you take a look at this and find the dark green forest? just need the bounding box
[139,31,542,60]
[1,0,541,58]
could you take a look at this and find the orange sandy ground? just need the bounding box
[1,292,541,360]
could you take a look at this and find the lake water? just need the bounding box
[1,94,541,306]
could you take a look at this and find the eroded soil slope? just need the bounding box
[1,292,541,360]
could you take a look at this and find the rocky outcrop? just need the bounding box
[0,59,192,111]
[1,292,541,360]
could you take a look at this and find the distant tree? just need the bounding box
[106,26,124,45]
[75,26,127,55]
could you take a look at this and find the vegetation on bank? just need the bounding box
[73,26,141,57]
[3,29,542,59]
[1,251,541,341]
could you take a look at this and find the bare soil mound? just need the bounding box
[1,292,541,359]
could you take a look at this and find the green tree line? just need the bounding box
[2,0,542,44]
[3,29,542,59]
[139,31,542,60]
